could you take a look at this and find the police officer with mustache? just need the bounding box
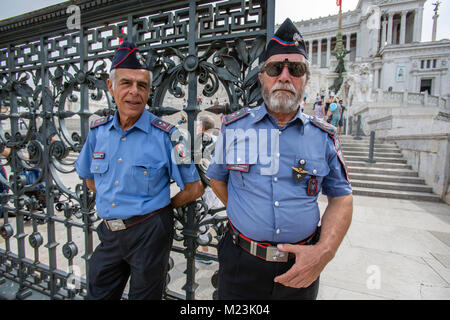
[207,18,353,300]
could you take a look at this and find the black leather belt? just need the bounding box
[104,204,170,232]
[228,221,320,262]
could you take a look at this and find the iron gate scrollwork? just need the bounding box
[0,0,275,300]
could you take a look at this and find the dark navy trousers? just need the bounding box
[217,231,320,300]
[87,206,174,300]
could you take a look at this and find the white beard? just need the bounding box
[262,81,304,114]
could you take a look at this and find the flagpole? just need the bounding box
[338,1,342,31]
[334,0,344,55]
[329,0,348,95]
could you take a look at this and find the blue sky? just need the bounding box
[0,0,448,42]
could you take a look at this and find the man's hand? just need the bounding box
[274,193,353,288]
[273,243,333,288]
[171,180,204,208]
[85,178,96,193]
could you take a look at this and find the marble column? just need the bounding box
[413,6,424,42]
[317,38,322,68]
[373,68,380,89]
[432,13,438,41]
[400,11,407,44]
[356,32,360,57]
[308,40,313,62]
[326,37,331,67]
[346,34,351,51]
[381,18,387,48]
[387,13,394,45]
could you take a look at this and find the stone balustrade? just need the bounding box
[369,89,449,110]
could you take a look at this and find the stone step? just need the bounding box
[343,151,403,158]
[346,161,412,170]
[341,138,392,143]
[351,186,442,202]
[347,167,418,177]
[341,143,398,149]
[340,137,377,143]
[342,147,402,154]
[349,173,425,184]
[340,136,371,140]
[350,179,433,193]
[346,156,407,164]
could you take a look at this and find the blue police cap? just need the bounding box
[262,18,308,62]
[110,41,149,71]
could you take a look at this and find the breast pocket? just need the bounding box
[227,167,246,189]
[132,160,166,197]
[90,160,109,189]
[295,156,330,194]
[226,160,258,189]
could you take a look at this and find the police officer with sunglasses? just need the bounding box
[206,18,353,300]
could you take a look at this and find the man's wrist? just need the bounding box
[315,240,336,262]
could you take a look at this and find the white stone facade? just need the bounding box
[292,0,450,103]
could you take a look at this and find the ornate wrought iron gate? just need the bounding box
[0,0,274,300]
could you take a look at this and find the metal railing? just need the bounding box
[0,0,275,300]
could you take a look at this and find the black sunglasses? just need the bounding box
[262,59,308,78]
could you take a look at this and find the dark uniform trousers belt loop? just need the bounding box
[227,220,321,262]
[104,204,171,231]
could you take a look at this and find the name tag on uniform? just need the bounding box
[92,152,105,159]
[226,164,250,172]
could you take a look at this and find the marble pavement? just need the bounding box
[1,170,450,300]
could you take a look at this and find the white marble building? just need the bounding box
[293,0,450,102]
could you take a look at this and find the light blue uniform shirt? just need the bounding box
[206,103,352,243]
[74,109,200,220]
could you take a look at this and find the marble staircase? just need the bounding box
[340,135,441,202]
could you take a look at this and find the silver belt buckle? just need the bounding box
[266,246,288,262]
[105,219,126,231]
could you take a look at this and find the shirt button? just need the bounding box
[276,153,280,158]
[279,130,282,135]
[115,181,119,186]
[276,228,281,234]
[144,171,148,175]
[95,167,98,171]
[118,158,123,163]
[313,169,318,175]
[274,201,279,207]
[121,137,126,141]
[111,203,116,208]
[273,177,278,182]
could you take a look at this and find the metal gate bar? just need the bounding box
[0,0,274,300]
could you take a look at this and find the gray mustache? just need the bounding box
[270,83,296,95]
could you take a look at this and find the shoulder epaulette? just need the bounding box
[309,116,337,136]
[309,116,349,183]
[223,108,249,126]
[151,118,175,133]
[90,115,113,129]
[151,117,189,164]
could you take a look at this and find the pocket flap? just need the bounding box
[295,157,329,177]
[134,159,151,168]
[90,161,108,174]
